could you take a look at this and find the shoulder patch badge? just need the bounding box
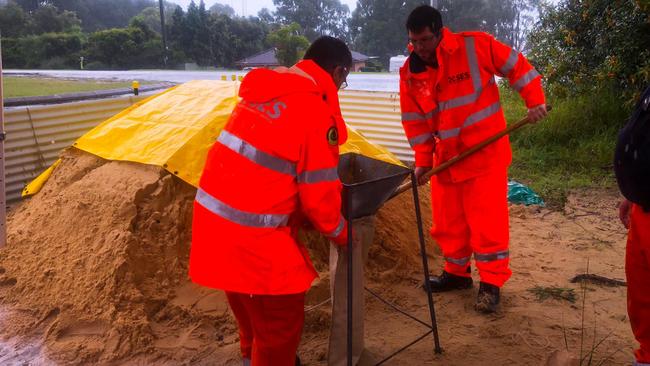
[327,126,339,146]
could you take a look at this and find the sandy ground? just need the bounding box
[0,148,636,365]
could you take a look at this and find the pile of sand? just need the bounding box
[0,148,433,364]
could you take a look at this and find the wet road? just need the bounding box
[3,69,401,92]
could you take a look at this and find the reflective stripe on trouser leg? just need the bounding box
[627,204,650,364]
[463,168,511,287]
[429,174,473,277]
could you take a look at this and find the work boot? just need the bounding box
[425,270,473,292]
[475,282,500,314]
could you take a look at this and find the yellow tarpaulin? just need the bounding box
[24,80,405,197]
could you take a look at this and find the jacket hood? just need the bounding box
[238,60,348,145]
[238,66,319,102]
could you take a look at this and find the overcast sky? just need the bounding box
[168,0,359,17]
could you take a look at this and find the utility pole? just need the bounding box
[0,33,7,248]
[159,0,168,68]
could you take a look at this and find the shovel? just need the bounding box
[392,105,552,197]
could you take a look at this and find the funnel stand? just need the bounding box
[411,172,442,354]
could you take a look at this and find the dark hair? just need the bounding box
[406,5,443,34]
[303,36,352,72]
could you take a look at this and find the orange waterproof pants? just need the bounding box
[430,168,512,287]
[226,291,305,366]
[626,204,650,365]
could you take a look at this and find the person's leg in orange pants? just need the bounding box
[226,291,305,366]
[226,291,254,363]
[463,168,511,288]
[626,204,650,365]
[430,175,472,277]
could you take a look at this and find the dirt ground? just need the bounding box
[0,148,636,365]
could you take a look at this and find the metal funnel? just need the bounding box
[338,153,411,219]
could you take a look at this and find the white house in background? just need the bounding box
[389,55,408,73]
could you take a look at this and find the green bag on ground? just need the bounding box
[508,180,544,206]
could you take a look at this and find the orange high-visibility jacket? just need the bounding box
[190,60,349,295]
[400,27,545,183]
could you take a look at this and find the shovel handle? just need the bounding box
[393,106,551,196]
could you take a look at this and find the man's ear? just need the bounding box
[330,65,344,85]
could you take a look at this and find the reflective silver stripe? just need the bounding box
[500,48,519,76]
[438,127,460,140]
[437,102,501,140]
[474,250,509,262]
[408,132,434,147]
[634,362,650,366]
[195,188,289,228]
[512,69,540,92]
[218,130,296,176]
[326,216,345,238]
[402,111,426,122]
[424,109,438,119]
[402,109,437,122]
[465,37,482,92]
[437,37,495,113]
[463,102,501,129]
[298,167,338,184]
[445,256,471,266]
[438,92,478,111]
[438,78,495,112]
[243,359,251,366]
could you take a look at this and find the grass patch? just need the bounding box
[500,85,629,208]
[528,286,577,303]
[2,76,146,98]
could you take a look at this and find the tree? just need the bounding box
[257,8,275,24]
[42,0,155,32]
[0,2,29,37]
[30,4,81,34]
[349,0,422,66]
[227,16,270,66]
[273,0,350,41]
[528,0,650,97]
[435,0,521,43]
[133,2,175,34]
[266,23,309,66]
[85,23,162,69]
[209,2,234,17]
[15,0,40,12]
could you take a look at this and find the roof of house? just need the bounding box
[351,51,369,62]
[235,49,370,67]
[235,49,278,67]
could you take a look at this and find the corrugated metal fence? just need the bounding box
[3,90,411,203]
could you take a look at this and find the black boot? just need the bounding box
[475,282,500,314]
[425,270,473,292]
[295,355,301,366]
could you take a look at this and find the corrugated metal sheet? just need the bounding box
[4,95,147,203]
[4,90,411,204]
[339,90,413,163]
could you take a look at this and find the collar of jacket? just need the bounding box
[294,59,348,145]
[408,27,460,76]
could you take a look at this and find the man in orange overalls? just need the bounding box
[190,37,352,365]
[399,5,547,313]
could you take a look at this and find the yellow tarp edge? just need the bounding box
[22,159,61,197]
